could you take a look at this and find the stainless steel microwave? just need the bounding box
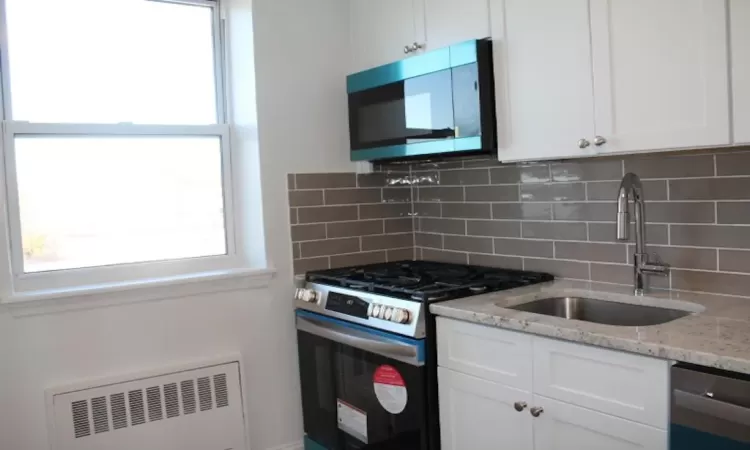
[347,39,496,162]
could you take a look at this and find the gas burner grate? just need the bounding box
[307,261,554,302]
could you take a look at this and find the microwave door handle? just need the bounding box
[674,389,750,427]
[297,316,423,366]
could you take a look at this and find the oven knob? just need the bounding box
[367,303,375,317]
[377,305,388,319]
[384,307,394,321]
[371,304,382,318]
[392,308,411,324]
[295,288,319,304]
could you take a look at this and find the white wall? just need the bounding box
[0,0,353,449]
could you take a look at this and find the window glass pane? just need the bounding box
[15,136,226,273]
[6,0,218,124]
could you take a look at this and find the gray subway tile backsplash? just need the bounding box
[716,150,750,176]
[717,202,750,224]
[465,185,519,202]
[326,220,384,239]
[441,202,492,219]
[324,188,382,205]
[443,235,493,254]
[624,153,715,179]
[288,147,750,298]
[467,220,522,238]
[298,205,358,224]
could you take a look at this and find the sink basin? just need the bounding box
[506,296,691,326]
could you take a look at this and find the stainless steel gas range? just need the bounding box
[294,261,553,450]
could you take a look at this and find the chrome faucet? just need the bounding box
[616,173,669,295]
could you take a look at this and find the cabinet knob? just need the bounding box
[513,401,527,412]
[577,138,591,149]
[530,406,544,417]
[404,45,412,54]
[594,135,607,146]
[411,42,424,52]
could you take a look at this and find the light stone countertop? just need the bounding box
[429,280,750,374]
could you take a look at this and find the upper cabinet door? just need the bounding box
[349,0,419,73]
[491,0,597,162]
[590,0,731,154]
[423,0,491,51]
[731,0,750,144]
[533,396,668,450]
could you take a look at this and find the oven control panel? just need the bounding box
[367,303,411,324]
[325,292,369,319]
[294,283,425,338]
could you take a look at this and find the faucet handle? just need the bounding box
[641,255,670,276]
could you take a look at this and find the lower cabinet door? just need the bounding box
[438,367,533,450]
[532,395,668,450]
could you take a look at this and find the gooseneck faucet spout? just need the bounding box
[616,173,669,295]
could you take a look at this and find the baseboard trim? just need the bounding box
[265,440,303,450]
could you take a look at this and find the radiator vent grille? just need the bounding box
[214,374,229,408]
[198,377,212,411]
[72,400,91,438]
[128,390,146,426]
[91,396,109,434]
[181,379,196,415]
[110,393,127,430]
[164,383,180,418]
[70,373,230,439]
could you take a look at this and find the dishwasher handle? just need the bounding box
[674,388,750,427]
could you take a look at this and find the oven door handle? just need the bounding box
[296,316,424,367]
[674,389,750,426]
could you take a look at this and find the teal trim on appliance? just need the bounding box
[347,39,485,93]
[449,39,479,67]
[350,136,482,161]
[671,424,749,450]
[304,436,329,450]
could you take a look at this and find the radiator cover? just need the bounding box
[47,358,247,450]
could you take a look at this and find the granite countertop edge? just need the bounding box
[429,279,750,375]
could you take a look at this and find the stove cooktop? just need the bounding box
[306,260,554,302]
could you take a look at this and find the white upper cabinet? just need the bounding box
[731,0,750,143]
[349,0,423,73]
[590,0,731,154]
[423,0,491,51]
[438,367,533,450]
[491,0,732,162]
[490,0,597,162]
[349,0,490,74]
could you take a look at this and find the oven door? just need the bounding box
[296,310,427,450]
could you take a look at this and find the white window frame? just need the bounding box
[0,0,247,295]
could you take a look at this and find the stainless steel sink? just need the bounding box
[506,296,691,326]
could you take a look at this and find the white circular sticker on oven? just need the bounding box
[373,365,408,414]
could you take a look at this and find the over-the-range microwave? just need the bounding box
[347,39,496,162]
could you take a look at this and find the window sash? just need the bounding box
[1,122,239,292]
[0,0,227,125]
[0,0,241,295]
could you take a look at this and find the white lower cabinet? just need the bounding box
[436,317,669,450]
[533,396,667,450]
[438,367,533,450]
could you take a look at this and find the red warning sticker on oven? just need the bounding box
[373,365,408,414]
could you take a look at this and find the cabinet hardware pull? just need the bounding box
[577,138,591,149]
[513,401,528,412]
[404,45,412,54]
[530,406,544,417]
[594,136,607,146]
[411,42,424,52]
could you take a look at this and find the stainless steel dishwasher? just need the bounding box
[672,363,750,449]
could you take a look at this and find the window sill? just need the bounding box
[2,267,276,316]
